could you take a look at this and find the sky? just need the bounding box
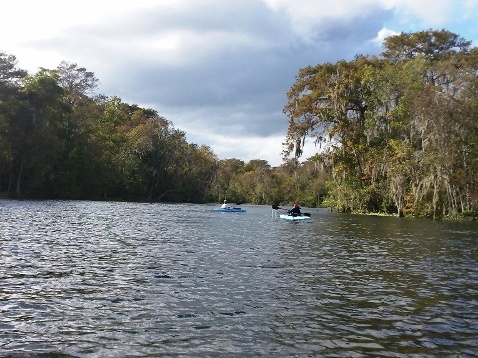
[1,0,478,167]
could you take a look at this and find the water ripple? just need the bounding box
[1,200,477,357]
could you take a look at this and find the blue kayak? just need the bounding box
[213,208,246,213]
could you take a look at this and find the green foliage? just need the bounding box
[283,29,478,219]
[0,58,220,202]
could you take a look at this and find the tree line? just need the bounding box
[2,29,478,219]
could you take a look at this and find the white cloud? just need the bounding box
[380,0,453,26]
[371,27,400,46]
[262,0,383,40]
[262,0,475,40]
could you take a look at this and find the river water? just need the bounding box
[0,200,477,357]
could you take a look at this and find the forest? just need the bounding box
[1,29,478,219]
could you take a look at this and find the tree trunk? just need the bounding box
[16,158,24,195]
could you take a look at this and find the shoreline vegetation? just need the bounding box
[0,196,476,221]
[1,29,478,220]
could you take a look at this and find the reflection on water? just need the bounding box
[0,200,477,357]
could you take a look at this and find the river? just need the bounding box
[1,200,477,357]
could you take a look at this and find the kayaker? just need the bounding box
[221,200,231,209]
[288,203,302,216]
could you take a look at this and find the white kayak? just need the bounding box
[279,214,311,221]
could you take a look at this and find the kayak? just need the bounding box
[279,214,310,221]
[272,205,310,221]
[213,208,246,213]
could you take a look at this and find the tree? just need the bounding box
[0,52,27,84]
[381,29,471,62]
[0,52,27,193]
[14,69,70,196]
[283,56,374,211]
[210,158,246,202]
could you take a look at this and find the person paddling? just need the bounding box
[221,199,231,209]
[288,203,302,216]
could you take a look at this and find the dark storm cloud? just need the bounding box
[67,4,388,139]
